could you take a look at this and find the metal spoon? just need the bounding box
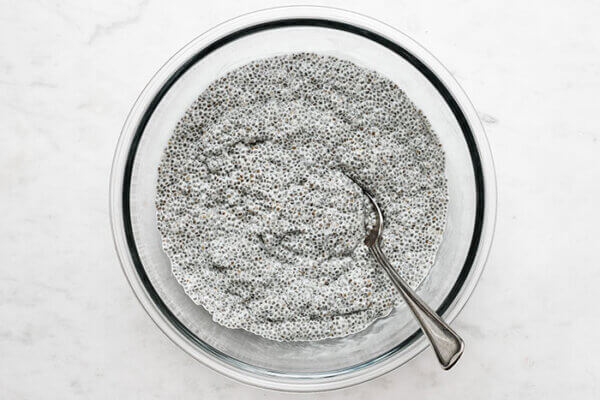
[355,181,464,370]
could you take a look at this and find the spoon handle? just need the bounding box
[370,244,464,370]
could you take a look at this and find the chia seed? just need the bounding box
[156,53,448,341]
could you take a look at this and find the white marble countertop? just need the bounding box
[2,0,599,398]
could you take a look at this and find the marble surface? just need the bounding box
[1,0,599,398]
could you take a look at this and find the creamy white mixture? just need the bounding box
[156,53,448,341]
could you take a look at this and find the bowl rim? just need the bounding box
[109,5,497,392]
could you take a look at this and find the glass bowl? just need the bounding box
[109,6,496,392]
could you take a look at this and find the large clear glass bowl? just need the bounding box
[109,6,496,391]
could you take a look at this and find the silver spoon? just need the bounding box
[355,181,464,370]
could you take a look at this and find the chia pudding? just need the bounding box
[156,53,448,341]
